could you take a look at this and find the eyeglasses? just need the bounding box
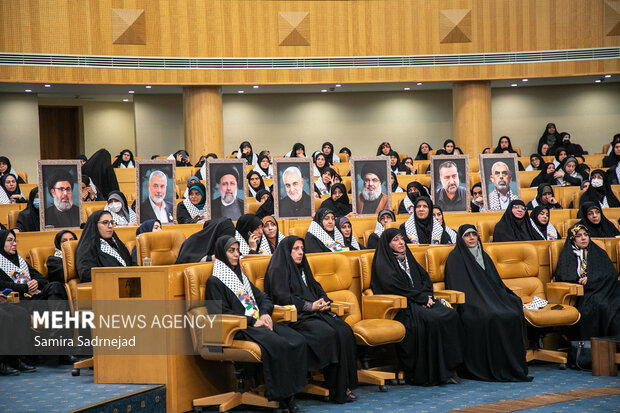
[5,237,17,244]
[53,186,72,193]
[512,205,527,211]
[98,220,114,227]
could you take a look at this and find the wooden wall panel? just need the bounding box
[0,0,618,84]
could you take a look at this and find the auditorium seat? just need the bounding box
[477,220,496,243]
[391,192,406,213]
[0,203,26,228]
[424,246,465,303]
[485,243,582,366]
[396,174,431,189]
[62,239,94,376]
[307,253,406,390]
[7,209,20,229]
[519,171,540,188]
[29,246,54,278]
[17,171,28,183]
[135,230,186,265]
[183,263,282,412]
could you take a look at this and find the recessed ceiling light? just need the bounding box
[335,84,342,88]
[416,82,422,86]
[128,90,135,94]
[122,98,129,102]
[595,79,601,83]
[522,78,529,82]
[44,84,51,88]
[25,89,32,92]
[510,84,518,87]
[238,90,244,94]
[604,74,611,78]
[321,89,327,93]
[403,87,411,91]
[253,85,259,89]
[145,85,152,89]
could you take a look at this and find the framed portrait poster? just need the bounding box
[479,153,521,211]
[430,155,470,212]
[350,157,391,216]
[38,160,83,231]
[135,160,176,224]
[273,158,314,220]
[205,159,247,221]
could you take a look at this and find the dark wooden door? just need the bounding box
[38,106,80,160]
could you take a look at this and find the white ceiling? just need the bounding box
[0,74,616,102]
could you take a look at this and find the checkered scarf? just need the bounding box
[258,232,285,255]
[234,231,251,256]
[212,259,259,319]
[99,238,127,267]
[487,189,518,211]
[0,253,30,283]
[529,218,559,240]
[403,214,444,245]
[307,220,346,252]
[182,198,207,220]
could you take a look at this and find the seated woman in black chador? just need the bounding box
[0,229,67,301]
[397,182,427,215]
[526,184,562,211]
[304,208,348,253]
[16,187,40,232]
[177,182,208,224]
[319,183,353,219]
[205,236,308,411]
[366,209,395,250]
[265,236,358,404]
[235,214,264,256]
[579,169,620,210]
[371,228,463,385]
[529,163,556,188]
[529,206,560,241]
[432,206,457,244]
[337,217,363,251]
[175,218,236,263]
[400,197,452,245]
[445,225,531,382]
[554,224,620,340]
[76,210,133,283]
[492,200,537,242]
[578,202,620,238]
[46,230,78,283]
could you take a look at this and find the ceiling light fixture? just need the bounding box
[511,84,518,87]
[321,89,327,92]
[416,82,422,86]
[595,79,601,83]
[123,98,129,102]
[403,87,411,91]
[25,89,32,92]
[253,85,259,89]
[128,90,135,94]
[335,84,342,88]
[238,90,244,94]
[522,78,529,82]
[44,84,51,88]
[604,75,611,78]
[145,85,152,89]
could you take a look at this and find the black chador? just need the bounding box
[264,236,358,403]
[444,224,531,382]
[370,228,463,385]
[205,236,308,404]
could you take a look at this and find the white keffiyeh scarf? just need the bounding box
[212,259,259,319]
[307,221,346,252]
[487,189,518,211]
[523,296,549,310]
[314,178,330,196]
[444,226,457,244]
[0,253,30,283]
[397,257,413,285]
[373,221,385,237]
[54,248,63,258]
[0,186,10,204]
[403,214,444,245]
[530,198,539,209]
[346,233,361,250]
[236,151,258,165]
[99,238,127,267]
[402,195,414,214]
[530,219,559,240]
[258,232,285,255]
[253,164,273,179]
[234,231,252,256]
[182,198,207,220]
[104,207,137,226]
[600,196,609,209]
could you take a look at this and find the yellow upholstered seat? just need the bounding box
[136,230,186,265]
[29,246,55,278]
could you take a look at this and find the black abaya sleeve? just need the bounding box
[45,256,64,283]
[176,203,193,224]
[252,283,274,316]
[366,233,379,249]
[303,232,331,253]
[371,262,431,306]
[266,269,308,313]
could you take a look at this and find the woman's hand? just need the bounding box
[27,280,39,294]
[579,276,587,285]
[312,298,330,312]
[553,170,564,179]
[425,296,434,308]
[254,314,273,330]
[248,234,259,250]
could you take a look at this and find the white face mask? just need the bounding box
[107,201,122,213]
[591,178,603,188]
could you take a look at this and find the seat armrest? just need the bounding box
[546,282,584,305]
[362,294,407,320]
[7,291,20,303]
[272,305,297,322]
[434,289,465,304]
[510,286,524,298]
[330,301,353,317]
[76,282,92,304]
[197,311,248,347]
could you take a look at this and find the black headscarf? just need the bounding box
[236,214,263,244]
[256,154,271,175]
[415,143,432,160]
[443,139,455,155]
[554,223,620,340]
[111,149,135,168]
[529,205,560,241]
[238,141,255,164]
[412,196,435,244]
[0,173,22,198]
[390,171,400,192]
[255,192,275,219]
[528,154,544,170]
[336,216,359,250]
[579,169,620,209]
[75,210,132,282]
[290,143,306,158]
[388,151,405,174]
[17,187,40,232]
[131,219,161,264]
[493,136,517,154]
[247,170,267,197]
[539,122,562,150]
[318,183,351,218]
[530,163,556,187]
[554,147,568,164]
[0,156,23,183]
[82,149,120,199]
[0,229,20,267]
[313,153,329,175]
[214,236,242,278]
[604,141,620,168]
[321,142,336,164]
[492,200,536,242]
[173,150,191,166]
[370,228,433,303]
[54,230,77,250]
[376,141,392,156]
[578,202,620,238]
[175,218,236,264]
[107,190,131,222]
